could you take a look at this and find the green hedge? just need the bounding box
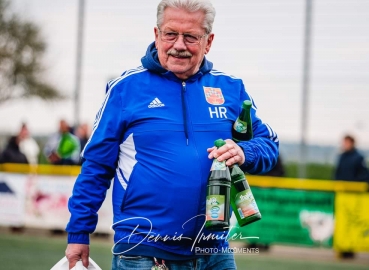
[285,162,335,180]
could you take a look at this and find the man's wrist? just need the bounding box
[67,232,90,245]
[237,142,255,171]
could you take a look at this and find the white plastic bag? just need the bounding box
[50,256,102,270]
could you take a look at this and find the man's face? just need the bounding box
[59,120,69,133]
[18,126,29,140]
[154,7,214,80]
[342,138,354,152]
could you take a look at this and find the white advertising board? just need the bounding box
[0,173,27,226]
[0,172,113,233]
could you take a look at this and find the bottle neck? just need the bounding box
[239,108,251,122]
[233,178,250,190]
[211,158,227,171]
[231,165,244,181]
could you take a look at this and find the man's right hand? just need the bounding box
[65,244,90,269]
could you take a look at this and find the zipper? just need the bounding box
[181,81,189,145]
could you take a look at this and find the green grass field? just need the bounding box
[0,232,367,270]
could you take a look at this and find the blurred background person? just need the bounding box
[75,123,90,154]
[0,127,28,164]
[43,119,81,165]
[18,123,40,165]
[334,135,369,182]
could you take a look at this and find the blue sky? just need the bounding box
[1,0,368,148]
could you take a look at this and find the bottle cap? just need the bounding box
[242,100,252,109]
[214,139,226,148]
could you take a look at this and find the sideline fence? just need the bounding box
[0,163,368,253]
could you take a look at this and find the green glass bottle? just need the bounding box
[205,139,231,231]
[230,165,261,226]
[231,99,261,226]
[231,100,253,142]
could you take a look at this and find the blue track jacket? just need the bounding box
[66,42,279,257]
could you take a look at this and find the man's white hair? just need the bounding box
[157,0,216,34]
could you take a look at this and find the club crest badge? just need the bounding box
[203,87,225,105]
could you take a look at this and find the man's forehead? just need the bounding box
[160,9,205,32]
[161,8,205,23]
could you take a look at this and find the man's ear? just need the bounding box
[154,27,160,49]
[205,33,214,54]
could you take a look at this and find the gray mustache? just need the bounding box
[167,49,193,57]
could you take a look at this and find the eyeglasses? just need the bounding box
[158,28,207,45]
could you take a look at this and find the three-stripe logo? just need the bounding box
[148,98,165,108]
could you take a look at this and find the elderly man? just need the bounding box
[66,0,279,269]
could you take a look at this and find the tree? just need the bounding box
[0,0,64,105]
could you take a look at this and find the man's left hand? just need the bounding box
[207,139,245,167]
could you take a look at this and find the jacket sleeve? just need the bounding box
[236,84,279,174]
[66,83,125,244]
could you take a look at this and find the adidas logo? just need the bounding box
[148,98,165,108]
